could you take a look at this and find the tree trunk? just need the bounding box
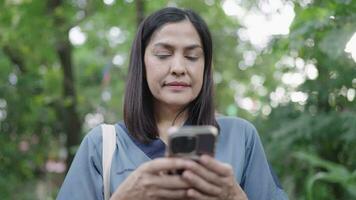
[48,0,82,168]
[56,39,82,167]
[136,0,145,27]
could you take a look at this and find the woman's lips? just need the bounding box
[164,81,190,90]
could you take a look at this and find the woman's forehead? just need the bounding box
[148,20,202,48]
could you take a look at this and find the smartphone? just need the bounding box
[166,125,218,161]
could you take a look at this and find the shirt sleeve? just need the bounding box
[240,122,289,200]
[56,126,104,200]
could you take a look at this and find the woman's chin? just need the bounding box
[153,94,197,109]
[155,99,192,109]
[165,101,190,108]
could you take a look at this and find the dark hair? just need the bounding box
[123,7,219,143]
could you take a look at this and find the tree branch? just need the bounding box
[2,46,26,73]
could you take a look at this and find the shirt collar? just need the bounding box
[117,122,166,160]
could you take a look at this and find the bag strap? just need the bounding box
[101,124,116,200]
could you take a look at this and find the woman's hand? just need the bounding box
[182,155,248,200]
[110,157,192,200]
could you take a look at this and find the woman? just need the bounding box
[57,7,288,200]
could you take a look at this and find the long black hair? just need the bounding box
[123,7,219,143]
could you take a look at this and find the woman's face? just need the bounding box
[144,20,204,109]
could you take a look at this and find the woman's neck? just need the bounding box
[154,102,188,143]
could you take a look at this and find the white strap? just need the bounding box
[101,124,116,200]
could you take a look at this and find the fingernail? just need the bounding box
[187,189,195,197]
[200,155,209,162]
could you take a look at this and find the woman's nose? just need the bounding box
[170,55,186,76]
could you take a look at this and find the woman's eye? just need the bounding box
[186,56,199,61]
[155,54,171,59]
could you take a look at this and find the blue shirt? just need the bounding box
[57,116,288,200]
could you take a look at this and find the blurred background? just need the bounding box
[0,0,355,199]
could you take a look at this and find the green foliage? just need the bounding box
[260,109,356,199]
[0,0,355,199]
[294,152,356,199]
[252,1,356,199]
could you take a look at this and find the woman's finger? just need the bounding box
[186,188,217,200]
[140,157,191,174]
[148,174,190,189]
[182,170,222,196]
[199,155,234,177]
[182,159,224,186]
[148,188,187,199]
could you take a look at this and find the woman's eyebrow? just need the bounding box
[153,43,174,50]
[153,42,202,50]
[185,44,203,50]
